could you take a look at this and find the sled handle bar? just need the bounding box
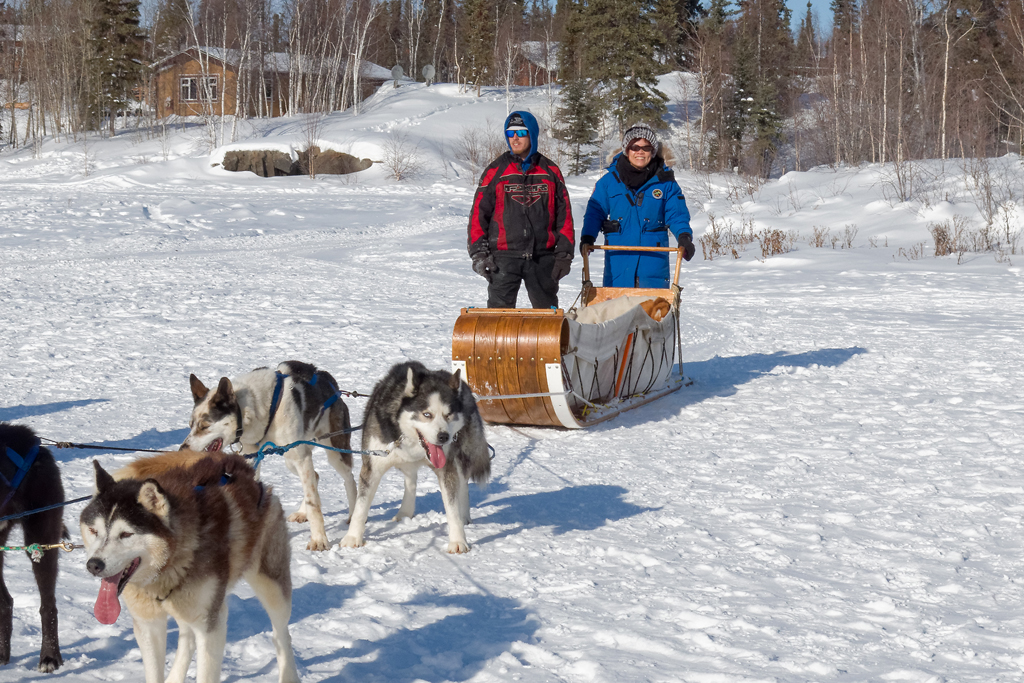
[580,244,684,288]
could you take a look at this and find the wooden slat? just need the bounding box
[452,309,569,427]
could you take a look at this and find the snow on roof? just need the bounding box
[519,40,559,71]
[0,23,24,42]
[153,47,389,80]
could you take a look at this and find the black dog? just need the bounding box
[0,423,65,672]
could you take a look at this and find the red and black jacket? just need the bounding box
[467,152,575,260]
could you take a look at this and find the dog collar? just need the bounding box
[232,403,244,445]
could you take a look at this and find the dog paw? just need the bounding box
[339,535,365,548]
[306,538,330,552]
[446,540,470,554]
[37,655,63,673]
[288,511,308,524]
[392,510,415,521]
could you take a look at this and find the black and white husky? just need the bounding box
[180,360,355,551]
[341,361,491,554]
[81,451,299,683]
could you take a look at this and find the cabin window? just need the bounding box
[180,76,219,102]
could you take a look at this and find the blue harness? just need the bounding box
[260,371,342,443]
[0,439,41,511]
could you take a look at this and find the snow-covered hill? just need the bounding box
[1,80,1023,682]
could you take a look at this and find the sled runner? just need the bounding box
[451,245,686,428]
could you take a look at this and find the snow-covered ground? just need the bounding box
[1,80,1023,683]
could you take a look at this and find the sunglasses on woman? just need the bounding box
[505,129,530,138]
[627,143,654,153]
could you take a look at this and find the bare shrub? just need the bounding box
[996,205,1023,256]
[757,229,798,258]
[842,224,858,249]
[700,213,761,260]
[301,113,325,179]
[879,157,922,205]
[929,215,971,258]
[451,123,506,182]
[699,213,730,261]
[898,243,927,261]
[810,226,830,248]
[381,131,423,181]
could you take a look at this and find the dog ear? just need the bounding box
[138,480,171,525]
[93,460,115,492]
[189,374,209,404]
[403,366,417,397]
[449,368,462,390]
[213,377,235,404]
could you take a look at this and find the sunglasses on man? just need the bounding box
[627,143,654,153]
[505,129,530,138]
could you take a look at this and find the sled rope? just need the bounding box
[0,494,94,525]
[247,440,389,470]
[41,438,168,454]
[0,541,84,562]
[321,423,364,439]
[0,540,83,565]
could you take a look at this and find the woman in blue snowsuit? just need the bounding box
[581,124,695,288]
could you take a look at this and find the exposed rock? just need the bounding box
[222,147,372,177]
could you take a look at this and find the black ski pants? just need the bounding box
[487,253,559,309]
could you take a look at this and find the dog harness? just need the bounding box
[0,438,41,511]
[258,371,343,444]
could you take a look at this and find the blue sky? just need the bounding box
[785,0,833,34]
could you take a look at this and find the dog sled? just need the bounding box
[452,245,686,428]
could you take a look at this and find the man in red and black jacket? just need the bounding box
[467,111,575,309]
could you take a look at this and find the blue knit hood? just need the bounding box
[504,111,539,170]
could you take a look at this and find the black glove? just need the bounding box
[472,253,499,283]
[579,234,596,256]
[679,232,695,262]
[551,254,572,281]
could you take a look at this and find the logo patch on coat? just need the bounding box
[505,183,547,207]
[652,189,663,199]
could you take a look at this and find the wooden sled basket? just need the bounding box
[452,245,686,428]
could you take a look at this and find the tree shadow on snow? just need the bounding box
[48,427,191,462]
[0,398,109,422]
[610,346,868,428]
[308,592,539,683]
[471,484,656,545]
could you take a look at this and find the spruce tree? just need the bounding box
[554,77,601,174]
[463,0,495,93]
[580,0,668,131]
[87,0,146,135]
[151,0,191,58]
[794,1,817,69]
[731,0,791,176]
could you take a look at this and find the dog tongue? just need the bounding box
[94,576,122,624]
[425,442,446,470]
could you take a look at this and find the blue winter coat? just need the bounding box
[582,155,692,288]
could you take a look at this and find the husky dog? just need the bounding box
[181,360,355,551]
[341,362,490,554]
[0,423,65,673]
[80,451,300,683]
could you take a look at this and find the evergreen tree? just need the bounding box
[87,0,147,136]
[794,1,817,68]
[579,0,668,130]
[554,77,601,174]
[462,0,495,92]
[731,0,792,175]
[151,0,191,58]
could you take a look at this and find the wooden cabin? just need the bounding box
[151,47,390,118]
